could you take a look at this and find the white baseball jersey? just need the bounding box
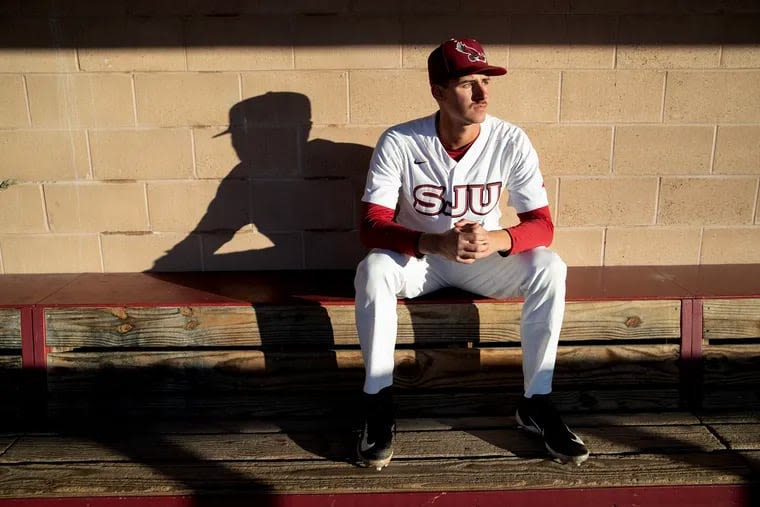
[356,113,564,399]
[362,113,548,234]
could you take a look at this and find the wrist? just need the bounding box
[491,229,512,253]
[418,232,439,255]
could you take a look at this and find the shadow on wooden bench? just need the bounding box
[1,362,759,503]
[0,265,759,504]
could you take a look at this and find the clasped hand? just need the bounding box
[443,219,493,264]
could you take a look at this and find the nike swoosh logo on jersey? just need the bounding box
[413,160,426,164]
[360,424,375,452]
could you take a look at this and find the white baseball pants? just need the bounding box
[354,247,566,397]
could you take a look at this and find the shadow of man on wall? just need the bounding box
[147,92,373,465]
[152,91,369,272]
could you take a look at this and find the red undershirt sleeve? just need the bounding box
[503,205,554,256]
[360,202,423,257]
[361,202,554,258]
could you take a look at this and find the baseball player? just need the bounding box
[354,37,589,470]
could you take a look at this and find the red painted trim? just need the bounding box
[691,298,705,408]
[681,298,694,361]
[679,298,709,409]
[31,306,46,369]
[19,306,35,369]
[0,485,752,507]
[31,295,690,308]
[38,301,258,309]
[691,298,704,359]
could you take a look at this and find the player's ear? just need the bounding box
[431,83,445,101]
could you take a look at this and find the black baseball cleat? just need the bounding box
[356,386,395,471]
[515,394,589,466]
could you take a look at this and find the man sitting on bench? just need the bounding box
[353,37,589,470]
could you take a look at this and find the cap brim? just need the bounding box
[459,65,507,78]
[482,65,508,76]
[440,65,507,83]
[212,127,232,138]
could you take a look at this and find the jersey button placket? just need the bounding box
[446,162,460,227]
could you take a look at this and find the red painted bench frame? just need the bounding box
[4,265,758,371]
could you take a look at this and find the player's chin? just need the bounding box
[469,106,488,122]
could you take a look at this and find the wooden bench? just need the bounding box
[0,266,759,506]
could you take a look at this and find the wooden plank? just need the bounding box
[701,343,760,410]
[565,412,702,427]
[703,298,760,342]
[566,266,692,300]
[0,437,15,456]
[0,452,753,498]
[699,412,760,425]
[45,300,681,349]
[215,417,523,436]
[0,355,24,400]
[41,391,513,421]
[396,297,678,346]
[45,306,276,349]
[136,412,703,436]
[440,300,681,344]
[45,348,362,393]
[42,391,514,421]
[702,344,760,385]
[0,274,79,306]
[739,451,760,475]
[38,271,356,307]
[396,414,713,437]
[701,390,760,411]
[397,413,703,431]
[43,303,497,348]
[708,424,760,451]
[561,300,681,342]
[104,413,706,437]
[44,388,684,421]
[553,344,680,385]
[402,389,683,416]
[572,424,724,454]
[0,356,22,369]
[652,265,760,298]
[0,308,21,348]
[46,345,680,393]
[0,431,522,464]
[0,425,723,465]
[398,303,488,345]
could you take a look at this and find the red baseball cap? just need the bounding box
[427,37,507,85]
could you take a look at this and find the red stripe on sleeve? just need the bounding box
[505,206,554,255]
[360,202,423,257]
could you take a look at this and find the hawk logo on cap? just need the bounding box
[455,40,487,63]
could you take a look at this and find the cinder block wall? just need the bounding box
[0,1,758,273]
